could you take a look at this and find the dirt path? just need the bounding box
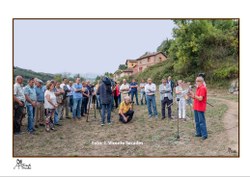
[210,96,238,152]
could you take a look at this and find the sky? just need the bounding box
[14,19,175,76]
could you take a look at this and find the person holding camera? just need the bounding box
[14,75,26,135]
[119,96,134,123]
[188,76,208,140]
[159,79,173,120]
[97,77,113,126]
[81,81,90,117]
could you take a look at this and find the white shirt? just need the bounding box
[44,90,57,109]
[145,83,156,95]
[120,83,130,94]
[14,83,26,102]
[140,82,146,92]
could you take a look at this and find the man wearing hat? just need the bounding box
[34,79,45,128]
[97,76,113,126]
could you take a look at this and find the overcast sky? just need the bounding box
[14,19,175,76]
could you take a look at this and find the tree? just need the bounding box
[168,19,238,81]
[118,64,127,70]
[157,38,173,55]
[53,74,63,82]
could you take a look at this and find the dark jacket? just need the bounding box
[97,82,112,104]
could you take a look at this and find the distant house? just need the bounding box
[136,52,167,73]
[120,68,133,78]
[125,59,137,68]
[115,52,167,79]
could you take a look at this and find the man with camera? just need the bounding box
[159,79,173,120]
[97,76,113,126]
[118,96,134,124]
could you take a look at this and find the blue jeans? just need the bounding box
[131,91,139,105]
[146,95,158,117]
[101,103,111,124]
[140,91,147,105]
[54,110,59,124]
[194,110,208,138]
[73,98,82,119]
[26,105,35,132]
[118,94,121,105]
[69,95,73,112]
[96,95,101,109]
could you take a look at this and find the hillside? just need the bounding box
[117,20,239,88]
[13,66,54,84]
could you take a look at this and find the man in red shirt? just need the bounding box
[188,76,208,140]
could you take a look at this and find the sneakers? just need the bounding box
[148,115,152,119]
[108,122,112,125]
[101,123,104,126]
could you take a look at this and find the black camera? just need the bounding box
[177,98,180,102]
[130,101,135,104]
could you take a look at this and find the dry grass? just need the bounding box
[14,91,238,157]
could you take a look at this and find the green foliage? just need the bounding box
[14,67,54,85]
[53,74,63,83]
[127,19,239,87]
[118,64,127,70]
[157,38,173,55]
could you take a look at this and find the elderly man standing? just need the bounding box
[188,76,208,140]
[60,78,71,119]
[72,77,83,120]
[34,79,45,128]
[120,79,130,102]
[145,78,158,119]
[159,79,173,120]
[14,76,26,135]
[24,78,37,134]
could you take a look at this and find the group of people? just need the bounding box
[13,74,208,140]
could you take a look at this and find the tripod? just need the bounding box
[176,98,180,139]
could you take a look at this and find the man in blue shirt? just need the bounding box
[130,79,139,105]
[24,78,37,134]
[34,79,45,128]
[72,77,83,120]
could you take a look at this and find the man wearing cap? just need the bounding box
[24,78,37,134]
[34,79,45,128]
[118,96,134,123]
[97,77,113,126]
[13,75,26,135]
